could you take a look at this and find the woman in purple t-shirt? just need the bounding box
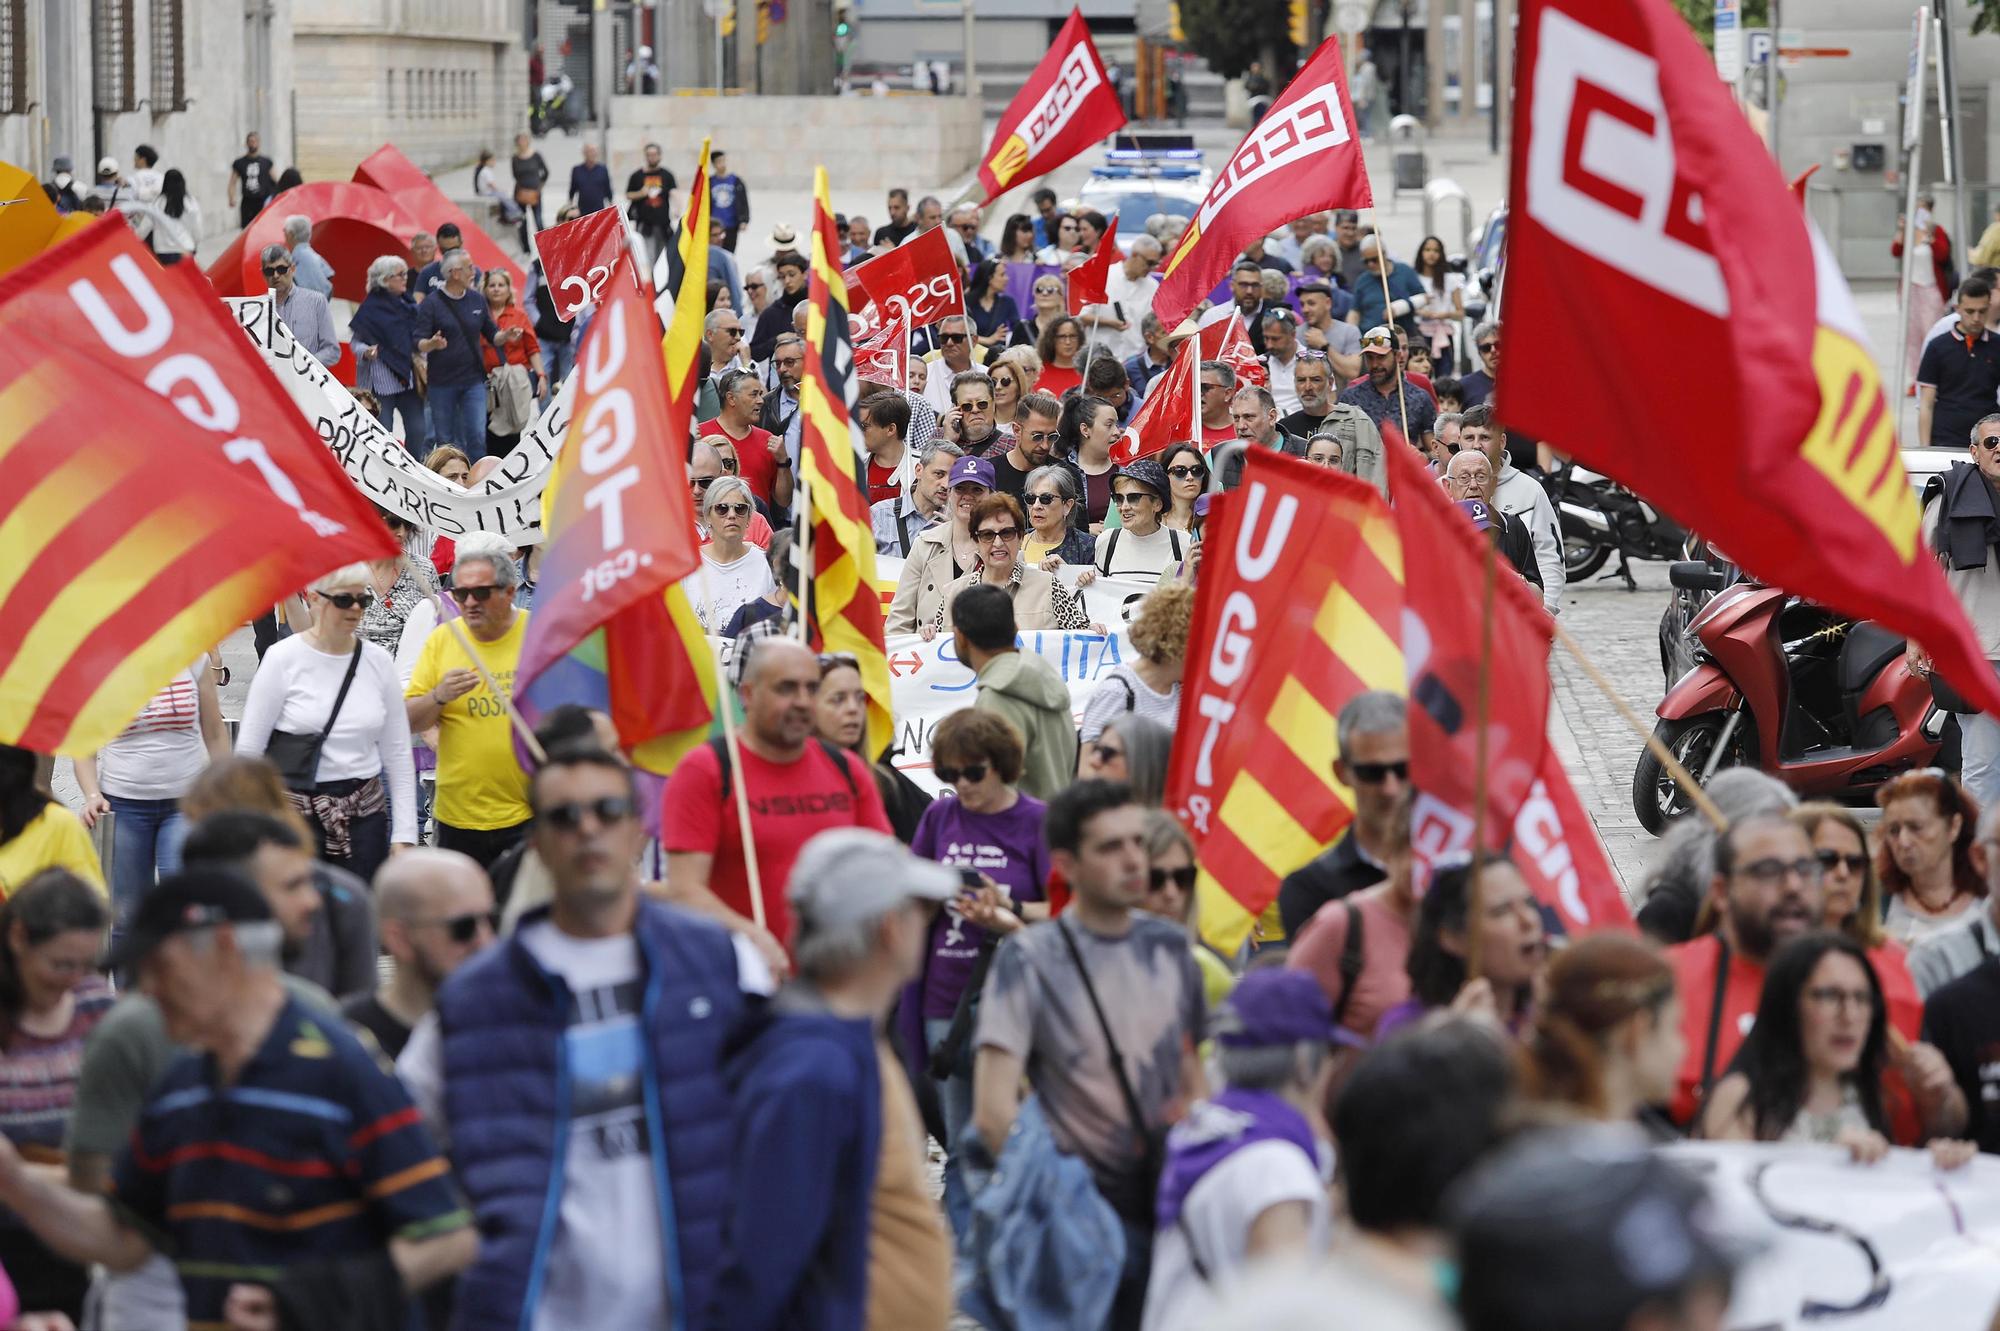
[910,708,1050,1228]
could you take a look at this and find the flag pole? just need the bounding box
[1367,215,1414,450]
[795,459,814,645]
[1465,533,1497,986]
[437,600,548,767]
[1550,620,1727,831]
[704,572,769,932]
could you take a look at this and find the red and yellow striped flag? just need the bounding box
[1167,452,1405,953]
[659,137,711,384]
[0,219,396,754]
[798,166,893,759]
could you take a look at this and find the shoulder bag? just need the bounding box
[1057,917,1165,1223]
[265,641,364,793]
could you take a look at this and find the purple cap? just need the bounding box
[1457,498,1498,532]
[949,455,995,491]
[1193,493,1214,519]
[1213,970,1357,1049]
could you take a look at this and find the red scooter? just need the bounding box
[1633,562,1948,834]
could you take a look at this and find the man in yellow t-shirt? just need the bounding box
[406,536,533,870]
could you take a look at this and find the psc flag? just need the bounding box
[0,219,394,753]
[1152,38,1372,330]
[1167,452,1404,953]
[1502,0,2000,719]
[514,256,716,775]
[847,225,964,330]
[536,206,631,322]
[799,167,894,760]
[1112,305,1250,463]
[1385,441,1629,934]
[974,8,1126,206]
[1066,213,1119,316]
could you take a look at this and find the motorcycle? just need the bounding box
[1632,561,1948,835]
[531,72,579,136]
[1543,460,1689,588]
[1657,536,1736,687]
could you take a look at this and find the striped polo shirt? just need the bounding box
[111,993,469,1330]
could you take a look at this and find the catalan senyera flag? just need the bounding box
[799,167,893,760]
[0,219,395,753]
[1153,37,1372,330]
[1167,451,1405,952]
[974,8,1126,206]
[1503,0,2000,718]
[655,137,712,346]
[514,246,716,775]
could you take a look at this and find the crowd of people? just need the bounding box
[11,136,1998,1331]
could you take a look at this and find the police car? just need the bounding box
[1074,134,1211,225]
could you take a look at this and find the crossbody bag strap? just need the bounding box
[1697,936,1733,1099]
[1056,918,1150,1143]
[317,642,365,754]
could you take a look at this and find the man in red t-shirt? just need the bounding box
[860,391,910,507]
[661,638,890,973]
[699,368,790,512]
[1665,812,1824,1126]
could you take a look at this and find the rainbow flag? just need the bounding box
[798,167,893,760]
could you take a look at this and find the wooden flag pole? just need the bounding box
[437,600,548,767]
[1464,532,1498,986]
[1366,214,1415,449]
[705,573,768,931]
[794,457,814,645]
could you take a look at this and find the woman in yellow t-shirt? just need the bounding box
[0,745,104,902]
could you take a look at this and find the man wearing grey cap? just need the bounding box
[708,828,956,1331]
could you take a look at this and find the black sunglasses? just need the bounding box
[1979,436,2000,451]
[936,762,990,785]
[1478,342,1499,354]
[1815,849,1870,875]
[449,584,505,604]
[1149,865,1197,893]
[315,590,376,610]
[710,502,752,518]
[1348,760,1410,785]
[541,795,636,831]
[1165,464,1204,479]
[940,332,969,344]
[977,526,1022,543]
[262,263,291,277]
[693,476,715,490]
[1024,492,1063,506]
[426,910,500,943]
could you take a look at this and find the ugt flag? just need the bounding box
[973,8,1126,206]
[0,219,394,754]
[1152,38,1372,330]
[1501,0,2000,718]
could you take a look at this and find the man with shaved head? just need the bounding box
[1443,449,1541,595]
[344,849,496,1060]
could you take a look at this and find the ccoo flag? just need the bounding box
[1152,38,1372,330]
[0,219,395,753]
[974,9,1126,206]
[1502,0,2000,719]
[799,167,894,759]
[514,253,717,774]
[1167,452,1406,952]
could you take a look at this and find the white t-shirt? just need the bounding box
[1140,1138,1333,1331]
[234,634,418,843]
[1095,523,1185,585]
[687,548,777,633]
[397,924,772,1331]
[97,663,208,800]
[1078,664,1180,742]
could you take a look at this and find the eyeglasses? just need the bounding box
[1733,857,1824,886]
[1166,464,1204,479]
[935,762,990,785]
[1149,865,1197,893]
[1035,285,1062,296]
[719,327,743,339]
[541,795,637,831]
[1055,332,1082,342]
[745,280,765,291]
[958,399,993,412]
[1112,491,1150,506]
[422,910,500,944]
[1201,382,1228,393]
[1090,742,1124,765]
[1478,342,1499,355]
[977,526,1021,544]
[1024,492,1063,506]
[1803,986,1873,1013]
[1978,436,2000,451]
[262,263,291,277]
[314,590,376,611]
[1023,429,1060,445]
[449,584,506,604]
[711,502,752,518]
[693,476,715,490]
[1348,760,1409,785]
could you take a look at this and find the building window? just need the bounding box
[92,0,136,114]
[150,0,186,111]
[386,65,396,116]
[0,0,26,117]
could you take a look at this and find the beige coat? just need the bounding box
[887,522,966,634]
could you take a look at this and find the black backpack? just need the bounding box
[708,734,859,801]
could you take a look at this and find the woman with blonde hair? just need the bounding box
[1138,808,1235,1009]
[1791,802,1923,1039]
[1078,581,1191,741]
[987,347,1039,432]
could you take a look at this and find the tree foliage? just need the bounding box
[1668,0,1769,50]
[1177,0,1294,81]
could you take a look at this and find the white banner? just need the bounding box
[1665,1142,2000,1330]
[226,296,571,543]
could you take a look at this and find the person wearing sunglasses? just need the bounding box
[1789,803,1924,1039]
[344,847,495,1061]
[258,242,338,368]
[689,477,778,635]
[1458,318,1501,408]
[942,369,1002,454]
[921,316,985,416]
[405,533,534,871]
[1077,715,1172,808]
[1095,459,1187,587]
[1136,808,1235,1005]
[986,347,1037,432]
[1276,690,1407,941]
[1157,442,1209,535]
[237,564,418,882]
[1020,464,1096,573]
[928,493,1093,640]
[1014,275,1067,347]
[988,389,1066,501]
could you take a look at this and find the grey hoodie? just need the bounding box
[974,651,1079,800]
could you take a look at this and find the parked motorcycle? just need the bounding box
[1632,561,1948,835]
[531,72,579,137]
[1543,460,1689,588]
[1657,536,1736,687]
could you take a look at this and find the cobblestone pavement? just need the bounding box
[1547,561,1678,907]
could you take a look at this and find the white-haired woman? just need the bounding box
[351,254,446,451]
[689,477,776,635]
[237,564,417,881]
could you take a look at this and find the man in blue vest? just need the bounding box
[399,745,774,1331]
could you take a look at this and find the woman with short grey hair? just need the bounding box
[1021,464,1094,570]
[689,477,776,635]
[351,252,443,451]
[236,563,418,881]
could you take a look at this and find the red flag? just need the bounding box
[846,226,963,329]
[974,8,1126,207]
[1066,214,1120,316]
[856,311,909,388]
[0,220,395,753]
[1200,305,1266,389]
[1153,39,1373,330]
[1502,0,2000,719]
[1113,329,1200,463]
[534,207,631,322]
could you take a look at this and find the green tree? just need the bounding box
[1669,0,1769,50]
[1177,0,1294,81]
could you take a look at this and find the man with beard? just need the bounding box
[344,850,497,1060]
[1339,326,1436,452]
[1229,261,1272,355]
[1665,812,1825,1126]
[760,332,807,466]
[990,391,1071,499]
[1296,283,1361,382]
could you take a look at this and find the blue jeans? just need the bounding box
[375,389,429,452]
[1962,710,2000,809]
[106,796,186,922]
[542,340,575,402]
[427,381,488,458]
[924,1016,975,1237]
